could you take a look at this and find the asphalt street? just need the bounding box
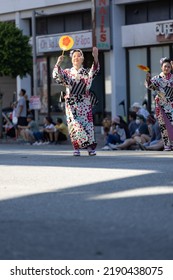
[0,142,173,260]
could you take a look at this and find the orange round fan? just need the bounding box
[58,35,74,54]
[137,64,150,72]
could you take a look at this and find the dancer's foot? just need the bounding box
[73,150,80,156]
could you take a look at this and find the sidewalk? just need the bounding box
[0,131,105,149]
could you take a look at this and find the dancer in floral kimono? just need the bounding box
[145,57,173,151]
[52,47,100,156]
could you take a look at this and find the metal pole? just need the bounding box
[32,10,38,123]
[0,93,3,138]
[91,0,96,47]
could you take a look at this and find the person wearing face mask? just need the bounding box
[52,47,100,156]
[111,115,149,150]
[128,111,139,137]
[131,102,149,119]
[145,57,173,151]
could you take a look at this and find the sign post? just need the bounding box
[0,92,3,138]
[91,0,96,47]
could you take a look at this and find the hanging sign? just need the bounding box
[95,0,111,50]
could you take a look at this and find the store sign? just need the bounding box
[156,22,173,42]
[95,0,110,50]
[37,31,92,54]
[30,96,41,110]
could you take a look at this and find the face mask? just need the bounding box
[136,119,140,124]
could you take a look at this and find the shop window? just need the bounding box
[150,46,169,112]
[148,0,169,22]
[36,18,47,35]
[171,2,173,19]
[83,11,92,29]
[49,55,71,113]
[128,48,147,108]
[125,0,170,25]
[47,15,64,34]
[65,13,82,32]
[125,4,147,25]
[127,46,170,114]
[36,11,91,36]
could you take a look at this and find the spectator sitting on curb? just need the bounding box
[112,114,149,150]
[138,139,164,151]
[128,111,139,137]
[102,115,129,150]
[138,119,162,150]
[54,118,68,144]
[102,115,112,140]
[131,102,149,119]
[33,116,55,145]
[18,114,39,144]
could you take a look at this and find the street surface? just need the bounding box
[0,143,173,260]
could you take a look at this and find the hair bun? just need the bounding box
[160,57,170,65]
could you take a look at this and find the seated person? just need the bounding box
[54,118,68,144]
[33,116,55,145]
[3,118,16,139]
[102,116,129,150]
[138,139,164,151]
[42,116,55,143]
[113,114,149,150]
[131,102,149,119]
[18,114,39,144]
[102,116,112,138]
[128,111,139,137]
[138,119,161,149]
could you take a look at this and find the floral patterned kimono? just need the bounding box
[145,73,173,147]
[52,61,100,150]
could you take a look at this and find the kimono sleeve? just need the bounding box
[52,65,71,86]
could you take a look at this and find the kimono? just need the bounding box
[52,61,100,150]
[145,73,173,147]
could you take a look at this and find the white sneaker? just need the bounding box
[32,141,39,145]
[37,141,43,145]
[102,145,111,150]
[108,143,118,150]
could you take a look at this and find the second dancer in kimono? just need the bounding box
[145,57,173,151]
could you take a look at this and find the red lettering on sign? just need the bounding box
[100,33,106,42]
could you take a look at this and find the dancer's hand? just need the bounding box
[92,47,98,63]
[146,72,151,82]
[56,55,64,66]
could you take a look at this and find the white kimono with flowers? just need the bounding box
[53,62,100,149]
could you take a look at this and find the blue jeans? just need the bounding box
[33,131,44,141]
[106,133,122,145]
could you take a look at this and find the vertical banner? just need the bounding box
[95,0,111,50]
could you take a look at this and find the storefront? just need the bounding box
[123,22,173,114]
[118,0,173,115]
[36,30,105,124]
[0,1,108,126]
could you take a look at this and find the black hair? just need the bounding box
[45,116,53,123]
[21,88,26,95]
[128,111,137,120]
[57,118,63,124]
[160,58,171,66]
[118,115,130,139]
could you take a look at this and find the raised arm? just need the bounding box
[52,55,69,85]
